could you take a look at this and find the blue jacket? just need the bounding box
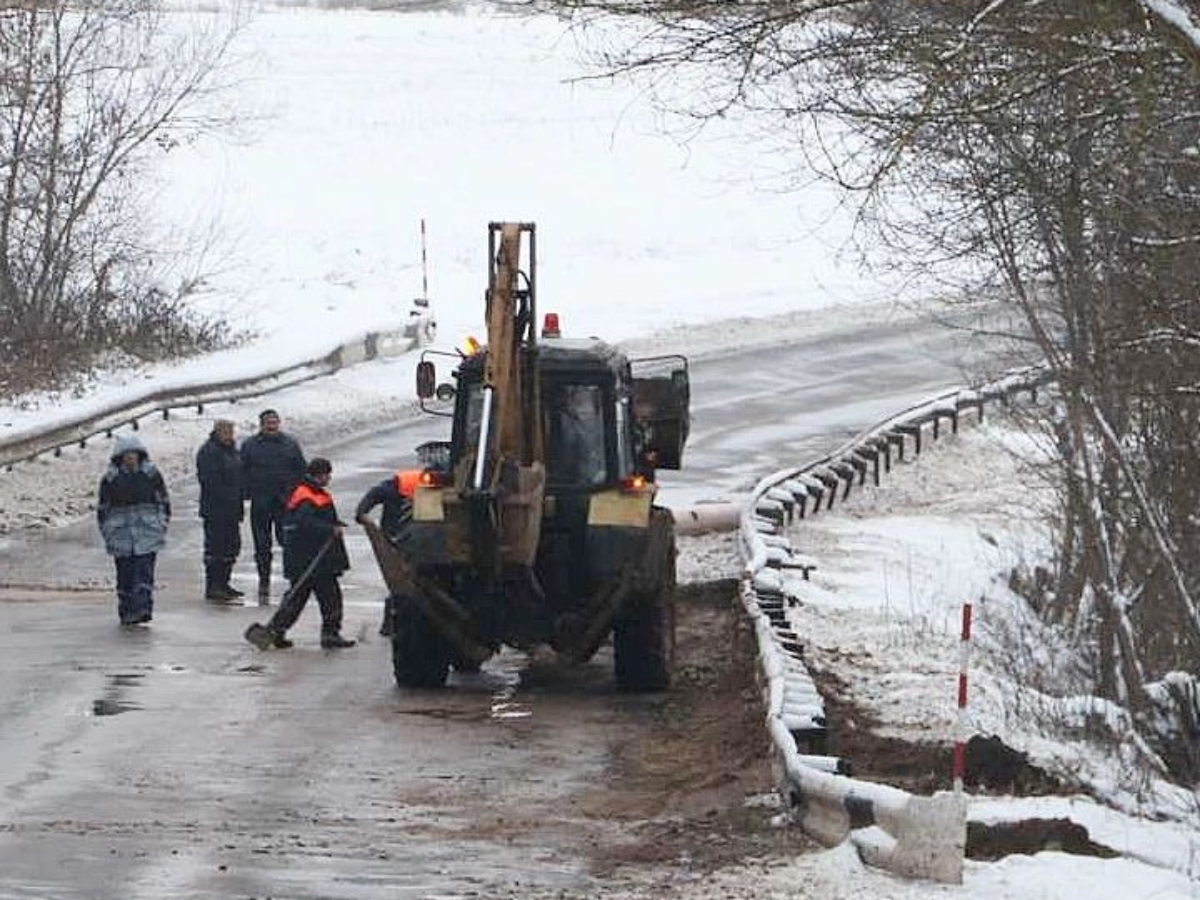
[97,435,171,558]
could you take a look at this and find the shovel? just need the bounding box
[243,533,337,650]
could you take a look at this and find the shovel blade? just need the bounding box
[244,622,273,651]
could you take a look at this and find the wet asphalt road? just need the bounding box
[0,310,1002,898]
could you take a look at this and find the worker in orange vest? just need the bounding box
[244,457,355,650]
[355,468,421,637]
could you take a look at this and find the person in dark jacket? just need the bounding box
[355,469,420,636]
[355,469,419,545]
[240,409,305,601]
[196,419,244,602]
[97,435,171,626]
[245,457,355,650]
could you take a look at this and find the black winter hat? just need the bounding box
[306,457,332,476]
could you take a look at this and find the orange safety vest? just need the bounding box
[287,482,333,510]
[394,469,422,499]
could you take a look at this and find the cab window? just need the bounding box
[545,383,608,487]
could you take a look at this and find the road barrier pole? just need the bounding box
[952,601,973,793]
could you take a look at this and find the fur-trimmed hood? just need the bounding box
[110,434,150,464]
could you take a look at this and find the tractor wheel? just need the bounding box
[391,598,451,689]
[613,510,677,692]
[613,585,675,691]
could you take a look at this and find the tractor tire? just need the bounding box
[613,509,677,692]
[613,585,675,691]
[391,598,451,689]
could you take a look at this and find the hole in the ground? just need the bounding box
[967,818,1119,861]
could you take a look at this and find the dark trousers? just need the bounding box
[250,500,285,577]
[203,516,242,591]
[115,553,156,624]
[203,516,242,564]
[267,573,343,636]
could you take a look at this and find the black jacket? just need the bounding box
[196,435,244,520]
[240,431,305,506]
[354,477,413,546]
[281,477,350,580]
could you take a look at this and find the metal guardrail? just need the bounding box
[0,311,435,471]
[739,365,1053,883]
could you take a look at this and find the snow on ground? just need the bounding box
[513,836,1199,900]
[689,839,1196,900]
[0,297,922,539]
[1,0,882,441]
[0,353,420,540]
[770,412,1200,893]
[3,3,1195,897]
[0,0,917,539]
[785,419,1057,745]
[559,413,1198,900]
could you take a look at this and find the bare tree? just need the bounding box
[0,1,245,396]
[537,0,1200,780]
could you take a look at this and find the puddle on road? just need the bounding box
[489,700,531,720]
[484,649,531,721]
[397,706,491,722]
[88,670,151,717]
[91,698,141,716]
[395,649,534,722]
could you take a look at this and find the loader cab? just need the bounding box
[536,337,641,493]
[542,380,609,488]
[425,339,689,493]
[448,338,631,493]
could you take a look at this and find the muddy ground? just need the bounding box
[810,663,1065,799]
[0,573,814,900]
[806,662,1116,863]
[575,581,812,878]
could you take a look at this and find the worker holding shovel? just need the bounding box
[244,457,356,650]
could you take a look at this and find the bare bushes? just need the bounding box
[0,3,243,400]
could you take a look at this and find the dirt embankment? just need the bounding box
[578,579,812,877]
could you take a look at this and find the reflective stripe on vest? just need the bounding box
[287,482,333,510]
[395,470,422,499]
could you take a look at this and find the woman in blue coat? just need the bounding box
[97,435,171,625]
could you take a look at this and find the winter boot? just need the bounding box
[205,561,238,603]
[256,554,272,603]
[321,633,357,650]
[222,561,244,597]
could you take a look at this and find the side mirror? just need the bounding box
[435,382,456,402]
[416,360,436,399]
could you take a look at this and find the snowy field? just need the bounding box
[1,3,1196,898]
[1,0,877,438]
[775,417,1200,898]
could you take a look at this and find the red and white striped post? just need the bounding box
[952,601,973,793]
[420,218,429,300]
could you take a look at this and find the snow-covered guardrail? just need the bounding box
[0,308,435,472]
[740,365,1052,883]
